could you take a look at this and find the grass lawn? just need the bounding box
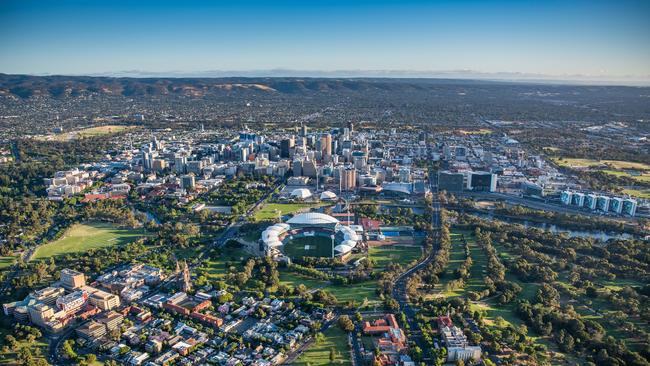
[601,169,650,183]
[428,229,488,299]
[327,281,381,306]
[284,236,334,258]
[204,247,250,280]
[0,256,15,269]
[253,202,326,221]
[279,271,329,290]
[0,335,49,365]
[294,326,351,366]
[33,222,145,260]
[368,245,422,269]
[437,231,468,294]
[622,188,650,199]
[551,158,650,170]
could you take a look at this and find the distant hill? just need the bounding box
[0,73,522,99]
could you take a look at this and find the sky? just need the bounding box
[0,0,649,80]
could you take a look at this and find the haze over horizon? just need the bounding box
[1,0,649,83]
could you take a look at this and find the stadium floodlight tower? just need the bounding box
[331,234,335,258]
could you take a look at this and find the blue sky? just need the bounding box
[1,0,648,78]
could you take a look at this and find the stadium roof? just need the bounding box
[287,212,339,225]
[290,188,312,199]
[320,191,337,200]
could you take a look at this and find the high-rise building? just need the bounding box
[319,133,332,162]
[31,287,65,306]
[585,194,598,210]
[28,303,55,327]
[142,151,153,171]
[186,160,204,175]
[240,147,249,162]
[302,160,318,178]
[399,167,411,183]
[174,155,187,174]
[152,159,167,172]
[622,199,637,216]
[60,269,86,291]
[609,197,623,214]
[596,195,610,212]
[438,171,466,192]
[181,174,196,190]
[340,167,357,191]
[280,138,295,158]
[571,192,585,207]
[469,172,497,192]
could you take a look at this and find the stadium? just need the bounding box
[261,212,360,260]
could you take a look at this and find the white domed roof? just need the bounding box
[290,188,312,199]
[265,239,283,247]
[343,231,359,241]
[287,212,339,225]
[320,191,337,200]
[341,240,357,248]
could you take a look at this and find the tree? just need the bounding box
[329,347,335,362]
[338,315,355,332]
[62,339,77,360]
[17,347,33,366]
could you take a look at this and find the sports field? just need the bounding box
[368,245,422,269]
[294,326,351,366]
[283,235,334,258]
[253,202,324,221]
[33,222,145,259]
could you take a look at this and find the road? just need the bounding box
[203,183,284,258]
[390,168,441,362]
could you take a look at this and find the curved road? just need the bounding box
[391,170,441,362]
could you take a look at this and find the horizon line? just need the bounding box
[4,69,650,87]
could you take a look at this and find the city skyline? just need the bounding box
[1,0,649,83]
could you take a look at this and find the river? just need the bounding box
[467,212,636,241]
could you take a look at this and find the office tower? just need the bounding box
[175,155,187,174]
[340,167,357,191]
[186,160,204,175]
[438,171,466,192]
[181,174,195,190]
[152,159,167,172]
[469,172,497,192]
[280,138,295,158]
[142,151,153,171]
